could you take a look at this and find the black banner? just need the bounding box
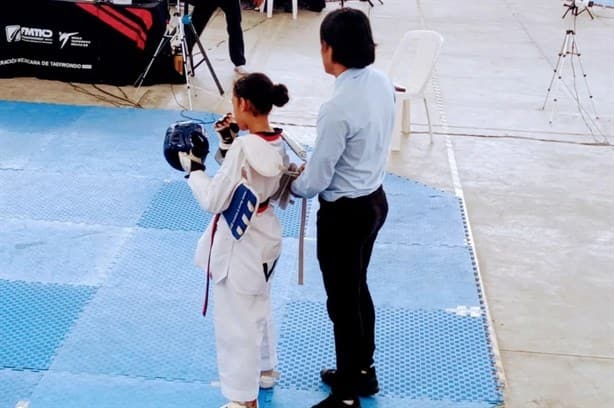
[0,0,183,85]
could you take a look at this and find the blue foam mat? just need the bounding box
[29,371,225,408]
[0,101,87,134]
[277,301,498,402]
[0,369,43,408]
[99,227,204,291]
[0,101,503,407]
[0,280,96,371]
[0,218,130,286]
[0,171,163,227]
[50,283,218,382]
[378,192,467,247]
[286,239,480,310]
[0,128,58,170]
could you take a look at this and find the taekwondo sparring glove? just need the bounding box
[191,131,209,164]
[164,120,210,173]
[215,113,239,158]
[178,131,209,175]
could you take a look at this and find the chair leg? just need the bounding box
[401,99,410,134]
[390,96,404,151]
[292,0,297,19]
[267,0,274,18]
[423,97,433,144]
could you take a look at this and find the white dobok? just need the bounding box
[187,132,288,402]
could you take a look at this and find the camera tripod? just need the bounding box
[134,0,224,110]
[542,0,598,125]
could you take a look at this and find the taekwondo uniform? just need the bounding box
[187,130,288,403]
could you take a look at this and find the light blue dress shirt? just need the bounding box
[291,67,395,201]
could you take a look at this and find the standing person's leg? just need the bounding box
[316,188,388,405]
[356,187,388,374]
[213,280,263,406]
[316,198,368,402]
[186,0,218,54]
[258,296,278,388]
[220,0,246,67]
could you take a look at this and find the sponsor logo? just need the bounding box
[5,25,21,42]
[58,32,91,49]
[59,32,79,49]
[5,25,53,45]
[21,27,53,39]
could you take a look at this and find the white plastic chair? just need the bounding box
[260,0,297,20]
[388,30,444,151]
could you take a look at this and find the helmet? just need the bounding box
[163,120,208,171]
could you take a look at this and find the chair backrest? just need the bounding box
[388,30,444,97]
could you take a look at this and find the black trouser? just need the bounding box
[317,186,388,399]
[186,0,246,67]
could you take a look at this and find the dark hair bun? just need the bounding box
[271,83,289,107]
[233,72,289,115]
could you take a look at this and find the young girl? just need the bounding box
[182,73,290,408]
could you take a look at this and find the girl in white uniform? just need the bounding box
[184,73,290,408]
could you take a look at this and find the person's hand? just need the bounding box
[288,163,306,198]
[271,163,300,209]
[215,113,239,153]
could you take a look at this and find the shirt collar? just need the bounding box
[254,127,283,141]
[334,67,364,89]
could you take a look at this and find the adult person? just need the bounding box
[290,8,395,408]
[178,73,290,408]
[186,0,261,74]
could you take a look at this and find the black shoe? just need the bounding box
[320,367,379,396]
[312,394,361,408]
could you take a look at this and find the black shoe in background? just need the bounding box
[320,366,379,396]
[311,394,361,408]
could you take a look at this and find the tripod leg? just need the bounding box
[542,31,570,111]
[134,28,174,88]
[185,22,225,96]
[548,50,568,125]
[569,37,599,120]
[177,22,195,110]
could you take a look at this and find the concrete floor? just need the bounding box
[1,0,613,406]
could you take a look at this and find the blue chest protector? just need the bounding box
[222,183,259,240]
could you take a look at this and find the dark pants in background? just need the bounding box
[186,0,246,67]
[316,185,388,399]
